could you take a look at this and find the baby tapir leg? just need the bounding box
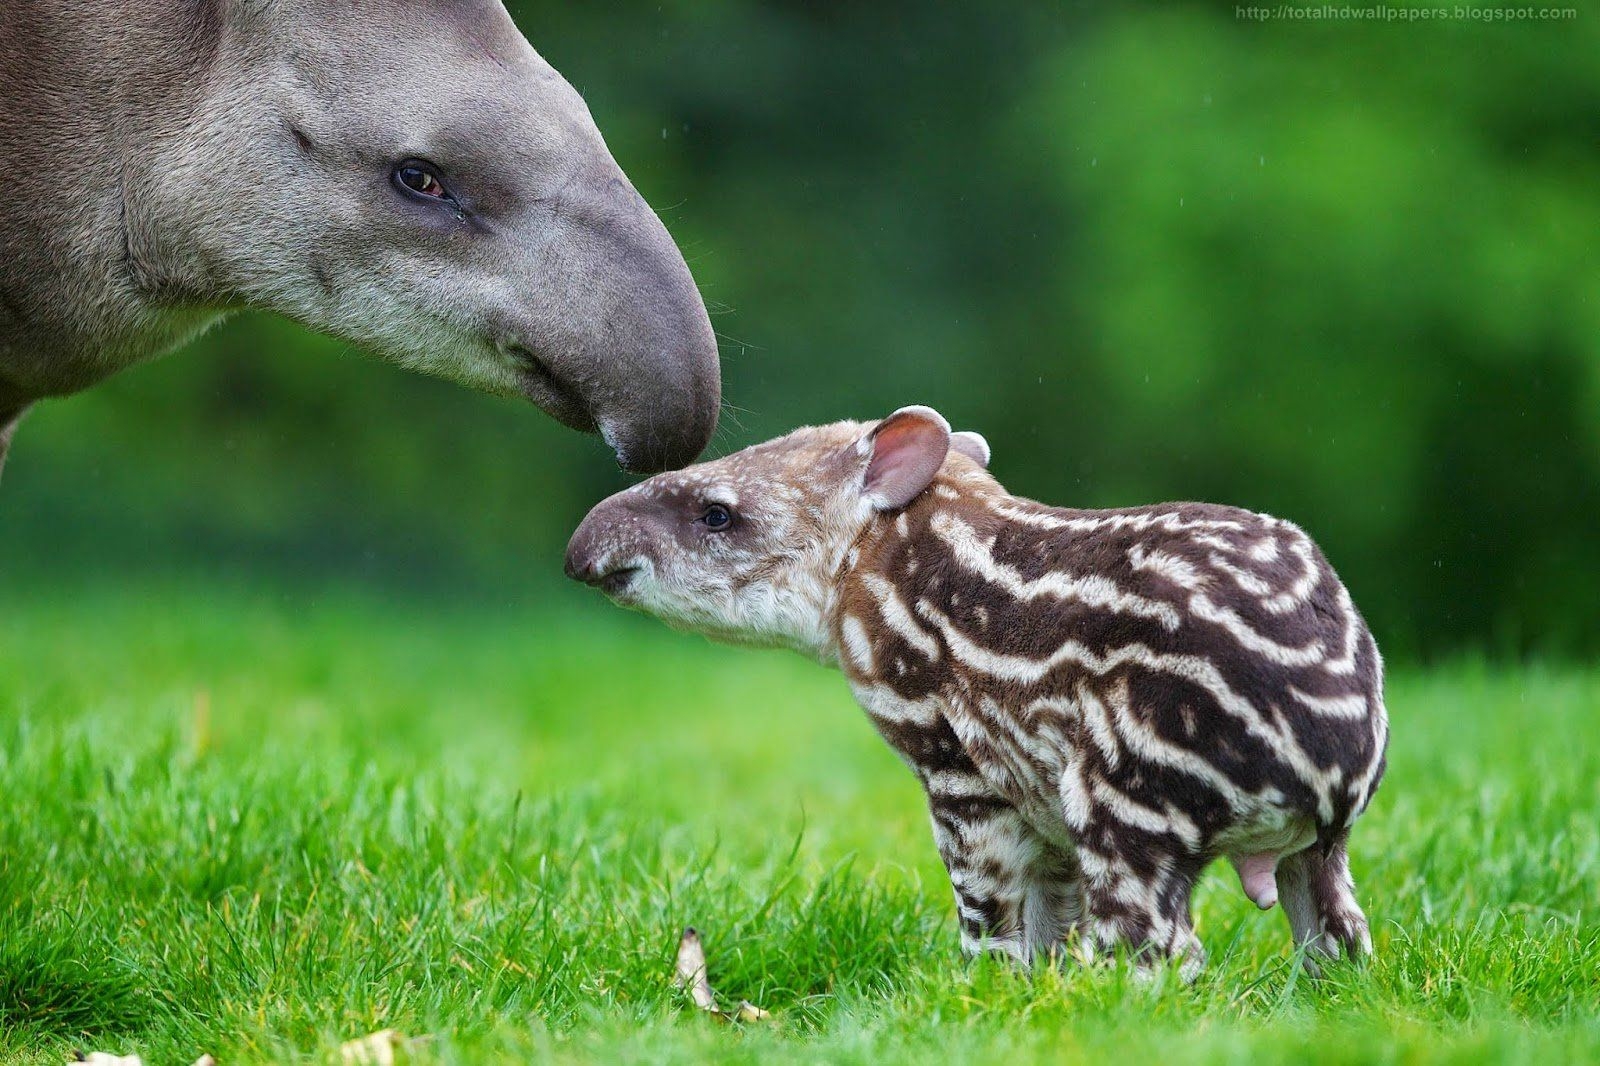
[1062,758,1206,974]
[1074,831,1206,976]
[1275,831,1372,973]
[927,781,1065,963]
[1024,846,1086,957]
[866,694,1078,961]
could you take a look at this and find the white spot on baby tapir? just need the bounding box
[1193,532,1241,554]
[1178,703,1198,737]
[568,411,1385,975]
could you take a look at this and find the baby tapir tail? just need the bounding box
[1275,828,1372,972]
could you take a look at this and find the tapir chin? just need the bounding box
[0,0,721,476]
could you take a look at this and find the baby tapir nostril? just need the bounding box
[564,508,642,591]
[563,524,601,584]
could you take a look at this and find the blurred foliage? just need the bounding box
[3,2,1597,657]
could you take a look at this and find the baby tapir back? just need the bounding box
[567,405,1388,973]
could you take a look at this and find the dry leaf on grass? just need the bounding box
[671,926,772,1024]
[734,1000,771,1022]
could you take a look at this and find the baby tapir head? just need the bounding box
[565,406,992,655]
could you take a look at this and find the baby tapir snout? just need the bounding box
[564,492,655,593]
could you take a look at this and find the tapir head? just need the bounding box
[140,0,719,472]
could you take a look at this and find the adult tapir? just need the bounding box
[0,0,720,477]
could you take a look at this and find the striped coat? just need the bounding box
[566,406,1388,973]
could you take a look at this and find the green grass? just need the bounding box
[0,582,1596,1063]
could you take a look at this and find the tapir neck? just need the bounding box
[0,0,226,396]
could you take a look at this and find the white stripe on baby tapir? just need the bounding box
[1061,504,1238,533]
[933,512,1184,631]
[1193,532,1243,554]
[1262,534,1323,614]
[1188,594,1330,666]
[1288,685,1370,719]
[1059,743,1093,831]
[923,768,1001,806]
[1079,679,1272,814]
[840,613,875,674]
[851,682,943,729]
[1076,685,1125,770]
[1206,550,1274,596]
[1349,697,1389,816]
[860,572,941,660]
[1089,777,1204,850]
[1124,545,1207,590]
[1320,586,1364,676]
[1129,544,1331,668]
[989,501,1250,536]
[916,602,1337,821]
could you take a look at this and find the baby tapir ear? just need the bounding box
[860,405,951,511]
[950,431,991,468]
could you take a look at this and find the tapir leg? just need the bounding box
[1075,829,1206,978]
[1276,831,1371,974]
[928,788,1046,964]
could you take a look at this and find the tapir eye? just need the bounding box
[392,161,449,201]
[701,504,733,531]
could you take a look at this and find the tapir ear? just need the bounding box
[950,431,991,468]
[858,405,951,511]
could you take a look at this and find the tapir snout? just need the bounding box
[508,162,720,473]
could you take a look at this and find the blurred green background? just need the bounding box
[3,2,1597,659]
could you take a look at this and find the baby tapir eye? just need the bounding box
[700,503,733,531]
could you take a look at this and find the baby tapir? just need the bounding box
[565,406,1389,974]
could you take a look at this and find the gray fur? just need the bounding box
[0,0,720,477]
